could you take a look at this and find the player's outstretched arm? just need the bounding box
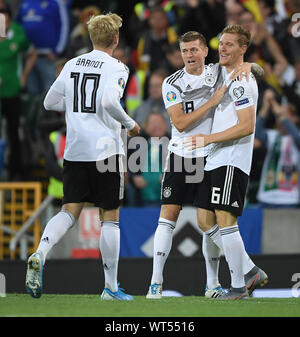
[168,85,226,132]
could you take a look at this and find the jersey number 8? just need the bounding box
[185,101,194,114]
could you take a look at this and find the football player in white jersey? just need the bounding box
[146,31,258,299]
[25,13,140,300]
[186,25,268,300]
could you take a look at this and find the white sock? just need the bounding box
[220,225,246,288]
[99,221,120,292]
[202,225,221,289]
[151,217,176,285]
[205,224,223,251]
[37,210,75,263]
[205,224,255,276]
[242,250,256,275]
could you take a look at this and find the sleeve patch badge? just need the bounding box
[166,91,177,102]
[235,98,249,106]
[118,78,125,89]
[233,86,244,99]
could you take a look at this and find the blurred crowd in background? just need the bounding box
[0,0,300,208]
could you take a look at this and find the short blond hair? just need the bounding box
[87,13,122,48]
[221,24,251,47]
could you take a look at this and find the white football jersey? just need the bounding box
[48,49,129,161]
[162,64,222,158]
[205,66,258,175]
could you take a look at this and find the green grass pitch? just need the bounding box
[0,294,300,317]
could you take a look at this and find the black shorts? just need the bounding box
[193,165,249,216]
[62,155,124,210]
[161,152,205,206]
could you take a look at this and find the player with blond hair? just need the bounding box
[186,25,268,299]
[146,28,265,299]
[25,13,140,301]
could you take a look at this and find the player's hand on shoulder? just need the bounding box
[209,85,227,107]
[230,63,251,82]
[127,122,141,137]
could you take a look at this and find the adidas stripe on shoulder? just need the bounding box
[166,69,184,85]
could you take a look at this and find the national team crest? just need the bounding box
[205,75,215,86]
[163,187,172,198]
[166,91,176,102]
[118,78,125,89]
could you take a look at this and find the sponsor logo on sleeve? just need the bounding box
[235,98,249,106]
[118,78,125,89]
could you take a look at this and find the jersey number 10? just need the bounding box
[70,72,101,113]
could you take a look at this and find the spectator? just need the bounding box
[163,42,184,74]
[271,0,300,65]
[257,0,279,35]
[66,5,100,59]
[37,109,65,203]
[131,69,171,132]
[179,0,225,37]
[16,0,70,96]
[129,0,182,47]
[36,58,66,200]
[279,59,300,114]
[202,0,243,63]
[239,9,289,93]
[255,89,300,207]
[113,42,146,115]
[179,0,226,64]
[0,5,37,180]
[225,0,245,25]
[128,113,169,206]
[136,6,178,73]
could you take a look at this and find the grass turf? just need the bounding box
[0,294,300,317]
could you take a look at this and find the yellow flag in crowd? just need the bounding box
[238,0,263,23]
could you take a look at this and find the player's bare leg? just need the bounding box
[146,204,181,299]
[62,203,84,221]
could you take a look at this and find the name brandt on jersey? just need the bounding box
[75,58,104,69]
